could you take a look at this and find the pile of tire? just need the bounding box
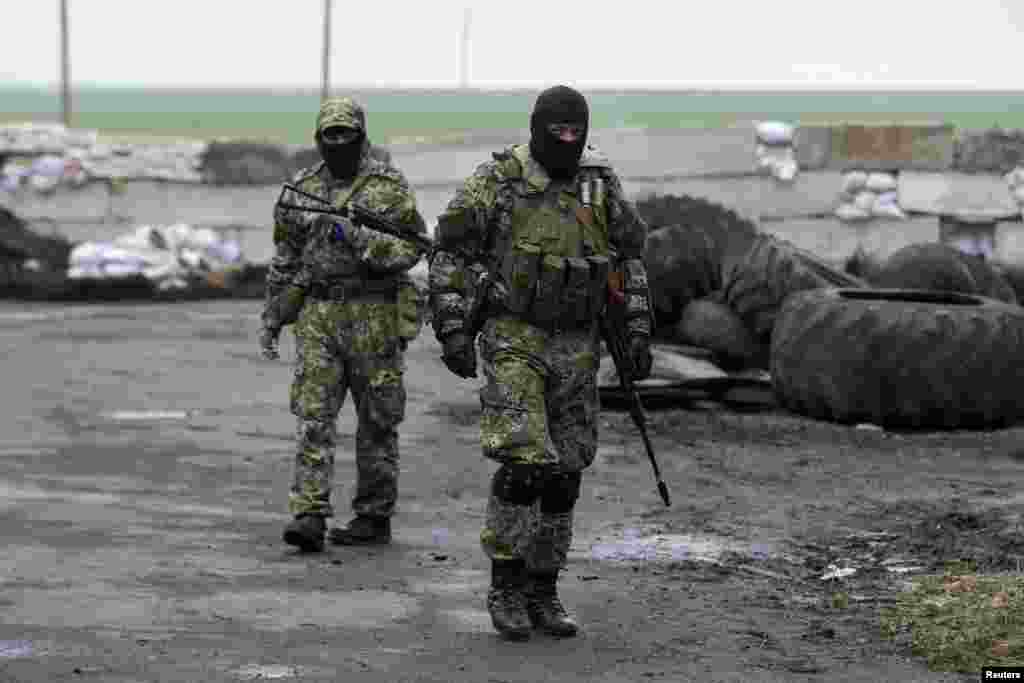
[635,193,866,369]
[857,242,1018,305]
[771,288,1024,430]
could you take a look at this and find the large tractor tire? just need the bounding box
[636,194,760,331]
[722,235,868,348]
[770,288,1024,430]
[674,297,763,369]
[871,243,1018,305]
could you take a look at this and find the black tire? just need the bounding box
[635,194,759,331]
[871,243,1018,305]
[644,224,719,332]
[770,288,1024,430]
[723,234,868,347]
[674,297,763,369]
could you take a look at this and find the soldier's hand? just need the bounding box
[259,326,281,361]
[629,335,653,381]
[441,332,477,379]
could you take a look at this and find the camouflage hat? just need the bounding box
[315,97,366,133]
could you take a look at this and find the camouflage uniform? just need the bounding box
[263,98,427,537]
[429,140,651,630]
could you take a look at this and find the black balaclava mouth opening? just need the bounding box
[529,85,589,180]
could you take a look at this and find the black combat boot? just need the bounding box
[526,570,579,637]
[282,514,326,553]
[328,516,391,545]
[487,559,532,641]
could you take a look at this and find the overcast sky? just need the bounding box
[2,1,1022,89]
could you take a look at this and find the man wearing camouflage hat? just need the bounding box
[428,85,654,639]
[260,96,429,552]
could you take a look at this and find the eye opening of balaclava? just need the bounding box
[529,85,589,180]
[315,97,368,180]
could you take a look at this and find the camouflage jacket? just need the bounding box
[262,146,427,332]
[428,143,652,342]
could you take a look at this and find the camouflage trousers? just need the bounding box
[288,298,406,519]
[476,316,600,572]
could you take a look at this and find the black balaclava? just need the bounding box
[315,96,368,181]
[528,85,589,179]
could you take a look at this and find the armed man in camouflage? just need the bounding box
[260,96,428,553]
[428,85,654,640]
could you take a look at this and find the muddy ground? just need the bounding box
[1,299,1021,682]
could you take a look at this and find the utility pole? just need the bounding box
[321,0,332,102]
[459,7,471,89]
[60,0,71,126]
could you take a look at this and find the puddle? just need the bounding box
[192,590,421,631]
[583,530,777,564]
[105,410,191,421]
[0,640,33,658]
[232,664,307,679]
[439,607,493,633]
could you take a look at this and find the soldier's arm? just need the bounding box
[262,193,312,331]
[352,173,428,275]
[605,169,653,338]
[428,162,497,342]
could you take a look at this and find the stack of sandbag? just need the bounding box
[1003,167,1024,212]
[754,121,799,182]
[67,223,242,291]
[834,170,905,221]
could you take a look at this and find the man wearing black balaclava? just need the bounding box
[529,85,590,179]
[260,96,429,554]
[428,85,655,640]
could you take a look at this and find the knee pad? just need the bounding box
[491,465,541,506]
[540,471,582,514]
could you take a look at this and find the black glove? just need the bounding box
[441,332,477,379]
[259,326,281,360]
[629,335,652,381]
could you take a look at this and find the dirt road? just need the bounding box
[1,299,1017,682]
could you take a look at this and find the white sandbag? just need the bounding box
[865,172,898,193]
[835,202,873,222]
[841,171,869,195]
[852,190,877,212]
[1005,167,1024,188]
[1012,185,1024,205]
[871,198,907,219]
[755,121,795,146]
[772,158,799,182]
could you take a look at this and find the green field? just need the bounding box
[4,85,1024,145]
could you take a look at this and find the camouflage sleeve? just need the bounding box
[262,193,312,331]
[354,174,428,274]
[605,169,653,337]
[428,161,499,342]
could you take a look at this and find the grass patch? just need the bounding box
[880,561,1024,673]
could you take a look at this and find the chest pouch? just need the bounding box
[586,255,611,320]
[498,243,542,314]
[531,254,568,327]
[562,257,593,325]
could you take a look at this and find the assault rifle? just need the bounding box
[600,268,671,507]
[275,183,435,254]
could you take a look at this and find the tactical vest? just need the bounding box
[489,146,613,330]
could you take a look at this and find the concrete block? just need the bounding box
[898,171,1019,221]
[592,127,760,179]
[626,170,843,222]
[793,126,833,170]
[761,216,941,267]
[829,124,955,171]
[954,128,1024,174]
